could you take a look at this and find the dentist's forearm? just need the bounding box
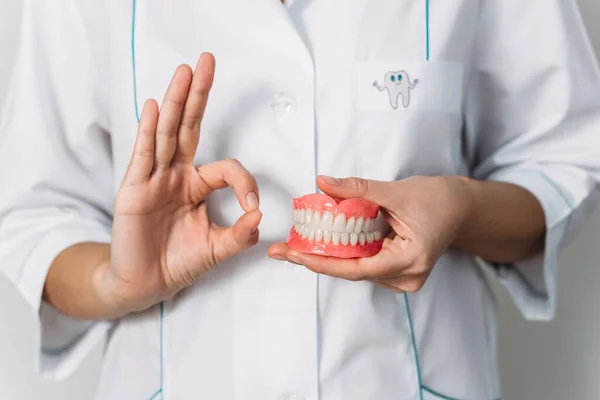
[451,177,546,263]
[43,243,125,320]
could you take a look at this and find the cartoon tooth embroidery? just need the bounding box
[373,70,419,109]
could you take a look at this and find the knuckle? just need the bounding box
[193,85,210,98]
[181,115,201,131]
[169,95,187,108]
[225,158,242,168]
[352,178,369,195]
[133,148,154,159]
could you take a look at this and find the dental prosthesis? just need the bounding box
[287,194,384,259]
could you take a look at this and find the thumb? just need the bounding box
[211,210,262,264]
[316,175,392,206]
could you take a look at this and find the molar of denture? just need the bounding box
[354,216,364,233]
[332,232,340,246]
[350,232,358,246]
[366,232,374,244]
[298,209,305,224]
[321,211,334,231]
[346,217,355,233]
[374,231,382,241]
[324,229,332,244]
[333,214,346,233]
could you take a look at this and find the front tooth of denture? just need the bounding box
[359,232,366,245]
[315,228,323,242]
[366,232,374,243]
[350,233,358,246]
[308,227,315,241]
[346,217,355,233]
[305,208,313,227]
[321,211,334,230]
[312,211,321,229]
[332,232,340,245]
[323,230,332,244]
[341,233,349,246]
[374,231,382,241]
[361,218,370,233]
[354,216,364,233]
[301,225,309,239]
[333,214,346,232]
[299,209,305,224]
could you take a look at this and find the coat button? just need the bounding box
[277,393,308,400]
[271,94,297,113]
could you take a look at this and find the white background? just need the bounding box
[0,1,599,399]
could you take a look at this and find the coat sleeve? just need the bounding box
[464,0,600,321]
[0,0,114,379]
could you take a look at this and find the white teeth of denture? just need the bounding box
[312,211,321,229]
[359,232,366,245]
[346,217,355,233]
[332,232,340,246]
[350,232,358,246]
[305,209,313,227]
[324,229,332,244]
[321,211,334,230]
[292,208,382,246]
[315,228,323,242]
[341,232,349,246]
[333,214,346,232]
[354,216,364,233]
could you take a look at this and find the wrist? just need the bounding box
[92,260,132,319]
[447,175,480,248]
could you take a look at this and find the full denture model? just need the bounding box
[287,194,384,259]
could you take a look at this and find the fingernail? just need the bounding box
[320,175,342,186]
[270,254,286,261]
[246,192,259,211]
[251,226,259,234]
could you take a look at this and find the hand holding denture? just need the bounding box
[268,175,473,293]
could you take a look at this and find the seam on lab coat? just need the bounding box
[403,293,424,400]
[132,0,140,124]
[425,0,430,61]
[422,384,502,400]
[422,385,460,400]
[148,388,162,400]
[537,170,574,210]
[132,1,165,397]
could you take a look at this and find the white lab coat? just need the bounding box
[1,0,600,399]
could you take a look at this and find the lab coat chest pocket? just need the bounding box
[353,61,465,180]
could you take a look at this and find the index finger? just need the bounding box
[196,158,259,213]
